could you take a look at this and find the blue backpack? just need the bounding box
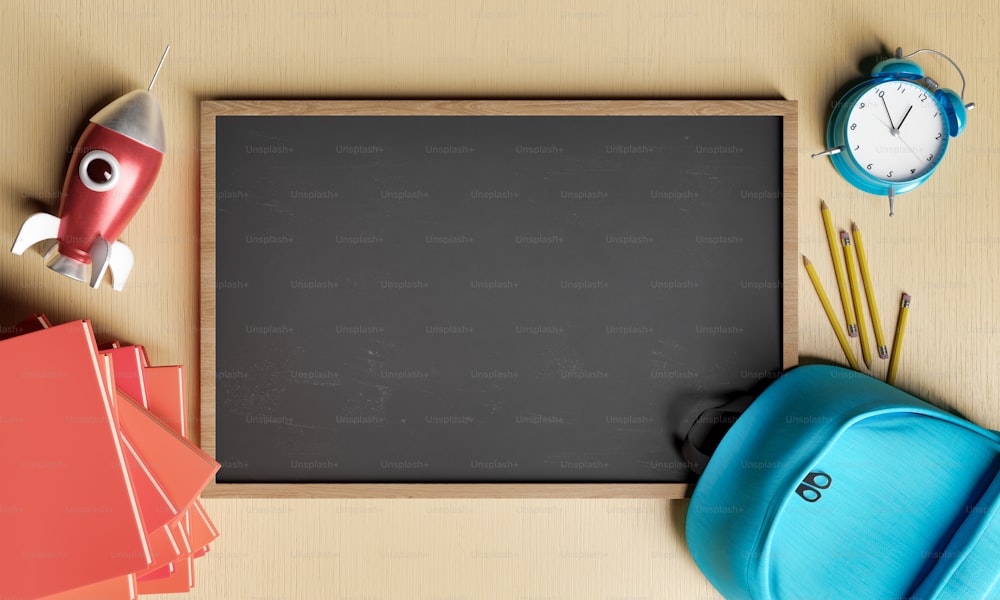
[685,365,1000,599]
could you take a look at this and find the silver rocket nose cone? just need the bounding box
[90,89,165,152]
[47,253,90,283]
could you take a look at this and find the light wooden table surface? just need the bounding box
[1,1,997,598]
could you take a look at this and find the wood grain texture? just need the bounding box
[200,483,692,500]
[202,98,796,117]
[200,99,796,499]
[782,108,799,370]
[0,1,997,598]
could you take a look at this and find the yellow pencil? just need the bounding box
[852,223,888,359]
[886,293,911,385]
[803,255,860,371]
[840,231,872,369]
[821,200,858,337]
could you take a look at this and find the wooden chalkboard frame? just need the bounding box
[200,100,798,498]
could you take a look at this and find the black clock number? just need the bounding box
[918,92,928,103]
[853,144,860,151]
[887,171,894,178]
[850,123,857,130]
[859,102,865,109]
[927,154,934,162]
[910,169,916,174]
[935,132,942,140]
[867,163,873,170]
[877,90,885,98]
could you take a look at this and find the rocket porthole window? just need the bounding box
[79,150,120,192]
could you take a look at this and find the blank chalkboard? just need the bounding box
[200,100,798,498]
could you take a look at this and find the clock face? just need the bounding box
[845,80,949,183]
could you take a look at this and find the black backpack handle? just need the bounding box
[682,393,755,475]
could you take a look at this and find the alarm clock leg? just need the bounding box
[888,187,895,217]
[811,147,843,159]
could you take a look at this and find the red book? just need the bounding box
[0,321,151,598]
[189,499,220,554]
[138,527,180,579]
[139,364,218,590]
[135,520,186,583]
[119,431,182,532]
[143,365,220,553]
[137,522,194,594]
[142,365,187,437]
[116,393,219,520]
[138,556,193,594]
[104,346,150,408]
[98,356,184,577]
[41,574,137,600]
[99,355,181,535]
[136,563,173,582]
[0,313,51,340]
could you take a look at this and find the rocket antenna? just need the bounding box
[148,45,171,91]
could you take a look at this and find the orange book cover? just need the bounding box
[104,346,149,409]
[136,563,173,582]
[135,522,184,580]
[143,365,220,553]
[120,435,181,533]
[137,555,193,594]
[136,521,191,580]
[137,521,194,594]
[99,359,181,535]
[116,393,220,519]
[98,341,185,587]
[189,499,220,553]
[142,365,187,438]
[139,527,180,579]
[101,359,183,572]
[105,347,192,589]
[0,321,151,598]
[41,574,137,600]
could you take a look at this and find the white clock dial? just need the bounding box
[845,80,949,182]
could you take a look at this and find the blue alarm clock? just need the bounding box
[814,48,974,215]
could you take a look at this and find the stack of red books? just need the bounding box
[0,315,220,599]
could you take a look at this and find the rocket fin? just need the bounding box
[107,241,134,291]
[88,237,112,288]
[11,213,60,255]
[87,238,134,291]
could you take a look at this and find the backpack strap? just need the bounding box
[910,460,1000,599]
[681,393,755,475]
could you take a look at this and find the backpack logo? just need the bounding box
[795,472,832,502]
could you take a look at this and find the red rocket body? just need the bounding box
[12,89,166,290]
[56,121,163,264]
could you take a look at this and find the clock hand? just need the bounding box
[893,131,925,163]
[880,95,897,132]
[896,105,914,131]
[869,113,894,132]
[866,113,924,165]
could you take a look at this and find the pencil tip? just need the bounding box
[802,255,811,265]
[820,200,828,209]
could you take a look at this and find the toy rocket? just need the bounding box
[11,46,170,291]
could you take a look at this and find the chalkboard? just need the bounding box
[200,100,798,498]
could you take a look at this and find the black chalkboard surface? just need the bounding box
[201,100,797,497]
